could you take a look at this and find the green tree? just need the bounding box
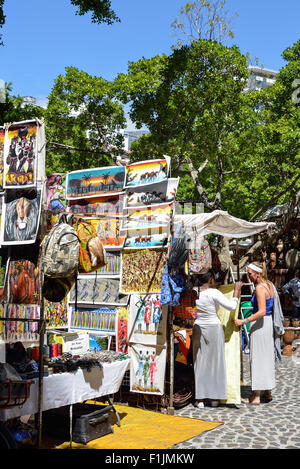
[115,39,252,214]
[45,66,126,174]
[0,83,45,124]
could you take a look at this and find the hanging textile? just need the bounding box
[217,284,241,405]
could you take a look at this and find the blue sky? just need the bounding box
[0,0,299,117]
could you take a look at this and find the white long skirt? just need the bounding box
[249,315,275,391]
[192,323,227,400]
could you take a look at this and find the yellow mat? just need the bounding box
[43,403,223,450]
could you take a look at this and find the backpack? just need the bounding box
[41,213,80,279]
[74,219,107,274]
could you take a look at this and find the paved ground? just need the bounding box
[172,353,300,449]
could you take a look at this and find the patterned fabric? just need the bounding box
[173,289,198,320]
[188,238,212,274]
[161,264,186,306]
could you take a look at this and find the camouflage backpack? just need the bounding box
[74,218,107,274]
[42,214,80,279]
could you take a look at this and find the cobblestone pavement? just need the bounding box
[172,354,300,449]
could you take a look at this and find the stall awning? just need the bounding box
[174,210,275,239]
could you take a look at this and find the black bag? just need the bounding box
[42,403,113,444]
[167,228,190,270]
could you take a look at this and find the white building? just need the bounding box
[245,66,278,92]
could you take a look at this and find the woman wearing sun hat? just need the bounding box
[234,261,280,405]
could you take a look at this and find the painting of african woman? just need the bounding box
[120,248,168,294]
[129,344,166,395]
[0,189,42,245]
[66,166,126,199]
[8,259,40,304]
[128,294,167,347]
[3,121,38,189]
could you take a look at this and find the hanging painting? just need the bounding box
[0,127,4,190]
[4,121,38,188]
[129,344,166,395]
[44,298,68,328]
[88,251,121,276]
[69,276,128,306]
[124,229,170,249]
[116,307,128,354]
[7,259,40,304]
[128,294,167,346]
[66,166,126,199]
[1,188,42,245]
[125,158,170,188]
[46,173,67,230]
[124,178,179,208]
[121,248,168,294]
[68,193,124,217]
[77,217,125,249]
[70,306,117,333]
[122,202,174,231]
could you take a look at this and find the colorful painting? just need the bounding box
[44,298,68,328]
[78,217,125,249]
[4,121,38,188]
[125,158,170,188]
[66,166,126,199]
[88,251,121,276]
[117,307,128,354]
[128,294,167,346]
[68,193,124,217]
[70,306,117,332]
[124,230,170,249]
[122,202,174,231]
[121,248,168,294]
[69,276,128,305]
[124,178,179,208]
[46,173,67,230]
[130,344,166,395]
[0,127,4,190]
[1,189,42,245]
[8,259,40,304]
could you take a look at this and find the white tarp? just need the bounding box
[174,210,275,239]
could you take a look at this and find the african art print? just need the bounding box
[66,166,126,199]
[128,294,167,347]
[130,344,166,395]
[69,276,128,306]
[124,178,179,208]
[125,158,169,188]
[4,121,38,188]
[68,193,124,217]
[0,127,4,190]
[120,248,168,294]
[1,189,42,245]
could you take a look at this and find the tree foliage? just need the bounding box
[45,66,126,174]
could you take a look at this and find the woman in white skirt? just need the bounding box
[193,270,243,408]
[234,261,275,405]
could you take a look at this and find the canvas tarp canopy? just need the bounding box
[174,210,275,239]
